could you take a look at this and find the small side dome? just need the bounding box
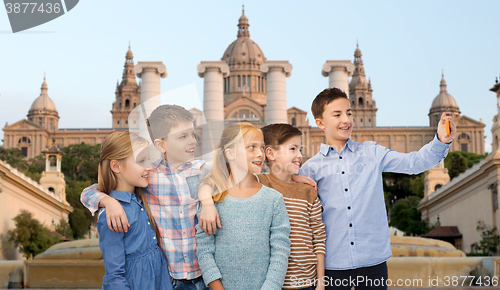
[29,76,58,114]
[430,74,459,110]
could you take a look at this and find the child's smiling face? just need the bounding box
[158,121,197,167]
[316,98,353,146]
[269,135,303,176]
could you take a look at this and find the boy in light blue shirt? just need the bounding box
[300,88,456,290]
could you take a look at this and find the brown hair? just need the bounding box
[261,123,302,148]
[98,131,165,254]
[311,87,349,120]
[202,122,262,203]
[146,104,194,141]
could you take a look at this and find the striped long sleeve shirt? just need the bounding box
[257,173,326,289]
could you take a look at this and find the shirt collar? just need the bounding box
[109,190,133,204]
[153,158,194,174]
[320,138,357,156]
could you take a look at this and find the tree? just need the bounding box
[447,153,468,180]
[66,180,94,239]
[444,151,488,180]
[389,196,429,236]
[475,220,500,256]
[55,218,73,239]
[60,143,100,182]
[6,210,58,259]
[0,147,28,171]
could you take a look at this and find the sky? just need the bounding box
[1,0,498,152]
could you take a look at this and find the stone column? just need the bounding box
[322,60,355,97]
[261,61,292,125]
[135,62,167,143]
[197,61,229,156]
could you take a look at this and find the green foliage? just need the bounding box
[0,147,28,170]
[389,196,429,236]
[66,180,94,239]
[0,143,100,240]
[409,174,425,198]
[6,210,58,259]
[55,218,73,239]
[475,220,500,256]
[60,143,100,182]
[444,151,488,180]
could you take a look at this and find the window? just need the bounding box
[369,119,371,123]
[117,120,120,124]
[228,77,230,93]
[125,99,130,108]
[292,117,296,126]
[238,75,241,92]
[247,75,250,91]
[48,187,55,193]
[461,143,468,152]
[360,118,363,122]
[258,77,261,92]
[242,74,246,90]
[39,117,42,126]
[21,147,27,157]
[224,78,227,93]
[458,133,470,141]
[49,156,57,167]
[358,98,363,106]
[435,184,442,191]
[125,120,128,125]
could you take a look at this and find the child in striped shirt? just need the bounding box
[261,123,326,290]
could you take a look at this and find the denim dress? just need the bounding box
[97,190,173,290]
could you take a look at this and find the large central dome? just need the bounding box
[221,7,266,68]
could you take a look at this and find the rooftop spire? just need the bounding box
[440,70,447,93]
[122,44,137,86]
[41,73,48,93]
[237,5,250,38]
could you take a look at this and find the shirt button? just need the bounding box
[153,237,156,239]
[180,209,183,214]
[342,171,345,174]
[141,208,144,211]
[339,156,342,159]
[345,188,348,192]
[351,242,354,245]
[184,255,187,258]
[148,222,150,225]
[347,206,351,210]
[349,223,352,227]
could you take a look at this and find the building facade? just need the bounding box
[2,8,485,160]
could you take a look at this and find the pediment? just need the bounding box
[3,119,45,131]
[455,115,485,127]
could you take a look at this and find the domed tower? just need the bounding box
[27,75,59,131]
[111,44,141,129]
[222,6,267,122]
[349,43,377,128]
[429,72,460,127]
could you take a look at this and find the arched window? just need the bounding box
[358,98,363,106]
[49,155,57,167]
[48,187,55,193]
[238,75,241,92]
[125,99,130,108]
[435,184,442,191]
[292,117,296,126]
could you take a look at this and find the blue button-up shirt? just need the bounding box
[97,190,172,289]
[300,135,451,270]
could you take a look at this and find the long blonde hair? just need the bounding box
[98,131,164,252]
[202,122,262,203]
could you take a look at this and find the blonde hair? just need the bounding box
[98,131,164,253]
[202,122,262,203]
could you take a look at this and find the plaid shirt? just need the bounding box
[81,159,209,280]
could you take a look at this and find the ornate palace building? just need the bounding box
[2,8,485,160]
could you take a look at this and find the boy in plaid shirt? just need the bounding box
[81,105,211,290]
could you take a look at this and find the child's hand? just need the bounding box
[291,175,317,193]
[101,196,129,233]
[199,203,221,235]
[437,112,456,144]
